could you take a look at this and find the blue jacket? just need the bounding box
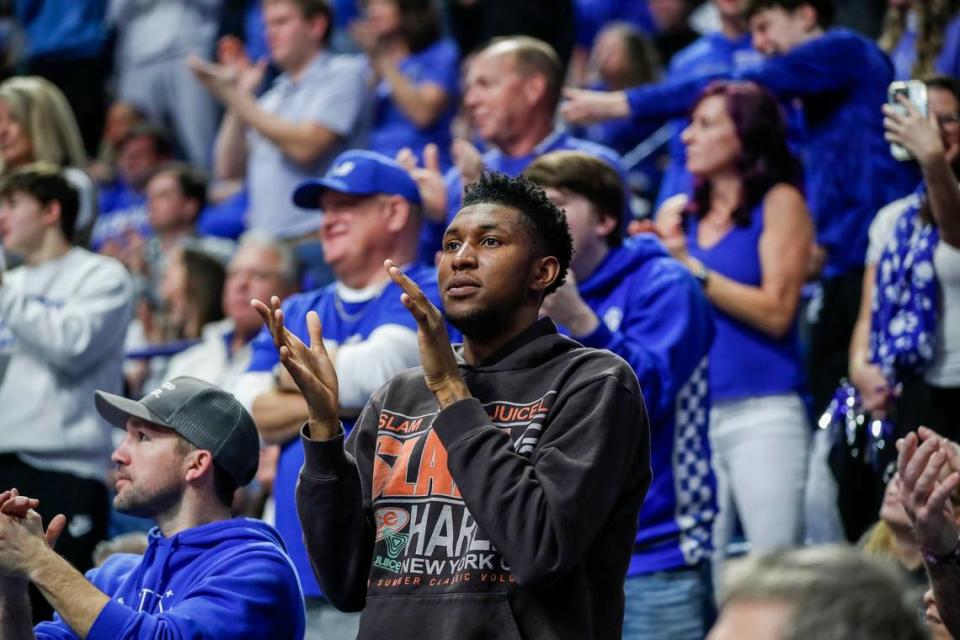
[627,29,917,278]
[561,235,717,574]
[35,518,305,639]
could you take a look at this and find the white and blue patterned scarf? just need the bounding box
[869,185,940,382]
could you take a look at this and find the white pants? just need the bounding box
[710,394,810,567]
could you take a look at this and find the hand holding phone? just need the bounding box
[888,80,929,161]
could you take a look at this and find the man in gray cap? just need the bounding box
[0,376,306,639]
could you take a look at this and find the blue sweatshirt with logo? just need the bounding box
[626,28,917,278]
[557,235,716,574]
[34,518,305,640]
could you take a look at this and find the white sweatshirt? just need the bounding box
[0,248,134,484]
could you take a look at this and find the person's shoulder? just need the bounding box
[762,182,805,209]
[871,192,916,235]
[70,247,133,282]
[559,339,643,392]
[418,38,459,61]
[324,52,369,77]
[669,33,715,71]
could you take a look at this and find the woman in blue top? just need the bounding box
[352,0,460,169]
[655,81,814,565]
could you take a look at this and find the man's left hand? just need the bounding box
[539,274,599,337]
[385,260,470,409]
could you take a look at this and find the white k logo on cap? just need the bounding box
[332,161,355,177]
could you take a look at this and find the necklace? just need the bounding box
[333,293,370,323]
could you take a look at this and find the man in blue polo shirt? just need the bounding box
[527,151,716,640]
[409,36,628,260]
[234,149,441,640]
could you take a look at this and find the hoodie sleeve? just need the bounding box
[733,32,865,99]
[576,261,714,427]
[80,548,304,640]
[432,369,651,587]
[296,400,380,611]
[625,32,865,123]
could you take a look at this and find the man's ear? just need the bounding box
[40,200,62,230]
[530,255,560,296]
[383,196,411,234]
[797,3,819,31]
[183,449,216,484]
[522,73,548,109]
[595,211,618,241]
[309,13,330,45]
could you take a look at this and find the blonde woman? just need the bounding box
[0,76,97,239]
[878,0,960,80]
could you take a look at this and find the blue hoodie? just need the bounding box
[35,518,305,640]
[626,29,917,278]
[559,235,717,574]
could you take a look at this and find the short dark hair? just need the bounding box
[0,164,80,241]
[745,0,834,29]
[265,0,334,46]
[925,74,960,104]
[175,437,239,508]
[524,151,624,247]
[461,171,572,296]
[485,37,564,112]
[120,123,173,158]
[151,162,208,213]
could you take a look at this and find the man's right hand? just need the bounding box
[396,144,448,222]
[252,297,340,441]
[897,430,960,557]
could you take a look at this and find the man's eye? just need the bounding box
[481,237,501,247]
[138,432,148,442]
[443,240,461,252]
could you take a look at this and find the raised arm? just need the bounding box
[884,95,960,248]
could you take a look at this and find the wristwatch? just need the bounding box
[923,540,960,566]
[690,260,710,288]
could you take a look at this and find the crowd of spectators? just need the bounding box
[2,0,960,638]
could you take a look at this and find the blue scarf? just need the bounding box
[869,185,940,382]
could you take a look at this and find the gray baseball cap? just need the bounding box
[94,376,260,487]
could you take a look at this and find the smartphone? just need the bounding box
[888,80,929,161]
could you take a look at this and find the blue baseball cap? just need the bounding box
[292,149,422,209]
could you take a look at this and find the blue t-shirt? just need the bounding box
[17,0,108,60]
[247,264,443,597]
[90,181,150,251]
[573,0,654,48]
[369,39,460,170]
[686,202,805,401]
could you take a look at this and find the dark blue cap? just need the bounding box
[292,149,422,209]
